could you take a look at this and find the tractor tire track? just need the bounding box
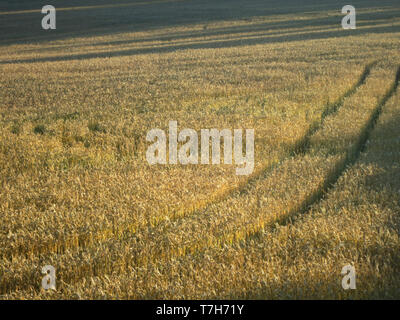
[1,63,375,261]
[0,63,381,294]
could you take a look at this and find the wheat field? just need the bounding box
[0,0,400,299]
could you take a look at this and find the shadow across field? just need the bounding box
[232,237,400,299]
[237,69,400,300]
[1,22,400,64]
[0,0,399,47]
[358,104,400,197]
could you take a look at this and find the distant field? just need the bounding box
[0,0,400,299]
